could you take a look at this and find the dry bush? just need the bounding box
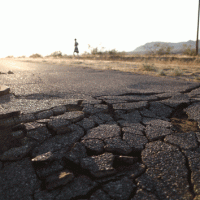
[182,44,196,56]
[170,67,183,76]
[157,69,166,76]
[6,55,14,58]
[141,63,157,72]
[29,53,42,58]
[50,51,63,57]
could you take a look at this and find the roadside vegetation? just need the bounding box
[29,53,43,58]
[5,44,200,82]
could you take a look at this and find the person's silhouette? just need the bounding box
[73,39,79,56]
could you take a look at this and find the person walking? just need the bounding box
[73,38,79,56]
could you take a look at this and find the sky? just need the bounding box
[0,0,199,57]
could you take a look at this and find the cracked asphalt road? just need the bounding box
[0,58,200,200]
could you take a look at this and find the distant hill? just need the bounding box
[129,40,200,54]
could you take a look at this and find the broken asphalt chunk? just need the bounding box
[80,152,116,178]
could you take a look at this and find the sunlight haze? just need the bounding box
[0,0,199,57]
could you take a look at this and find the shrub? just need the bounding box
[171,67,183,76]
[108,49,118,55]
[29,53,42,58]
[157,69,166,76]
[142,63,157,71]
[146,43,174,55]
[50,51,62,57]
[182,44,196,56]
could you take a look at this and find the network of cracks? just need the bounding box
[0,88,200,200]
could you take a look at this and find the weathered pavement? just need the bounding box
[0,59,200,199]
[0,85,10,96]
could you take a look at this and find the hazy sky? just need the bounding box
[0,0,199,57]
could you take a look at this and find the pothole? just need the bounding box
[170,104,200,133]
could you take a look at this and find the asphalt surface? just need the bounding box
[0,58,200,98]
[0,58,200,200]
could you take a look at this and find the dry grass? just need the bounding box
[13,54,200,82]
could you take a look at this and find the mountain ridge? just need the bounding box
[129,40,200,54]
